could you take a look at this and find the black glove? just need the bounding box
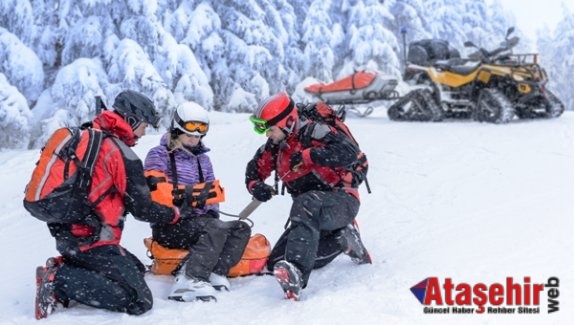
[289,152,303,171]
[48,223,80,256]
[251,182,275,202]
[178,204,194,220]
[203,209,219,219]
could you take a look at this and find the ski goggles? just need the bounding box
[174,113,209,135]
[181,120,209,134]
[249,116,271,135]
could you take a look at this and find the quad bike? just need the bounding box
[389,27,565,123]
[304,70,400,117]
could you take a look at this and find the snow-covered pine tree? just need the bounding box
[0,0,35,44]
[162,2,219,111]
[423,0,467,50]
[0,73,31,149]
[0,28,44,107]
[542,9,574,111]
[340,0,401,78]
[389,0,432,69]
[487,0,517,45]
[31,58,109,147]
[211,0,294,111]
[301,0,336,83]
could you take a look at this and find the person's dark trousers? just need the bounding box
[269,190,359,286]
[268,228,343,272]
[153,217,251,280]
[54,245,152,315]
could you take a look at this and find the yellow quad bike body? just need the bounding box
[390,28,564,123]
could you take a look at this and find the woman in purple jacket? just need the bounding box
[144,102,251,302]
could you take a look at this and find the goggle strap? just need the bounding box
[174,113,186,130]
[265,99,294,127]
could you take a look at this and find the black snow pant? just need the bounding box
[152,217,251,281]
[267,190,359,287]
[53,245,152,315]
[267,228,343,271]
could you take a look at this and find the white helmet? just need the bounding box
[171,102,210,136]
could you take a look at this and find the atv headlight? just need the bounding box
[517,83,531,94]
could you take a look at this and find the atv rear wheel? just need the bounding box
[475,89,514,124]
[387,98,408,121]
[387,89,443,122]
[419,89,444,122]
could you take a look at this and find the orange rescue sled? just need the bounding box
[144,233,271,277]
[304,70,399,105]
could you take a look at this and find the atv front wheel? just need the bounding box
[543,90,565,118]
[475,89,514,124]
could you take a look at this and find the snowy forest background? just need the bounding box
[1,0,574,150]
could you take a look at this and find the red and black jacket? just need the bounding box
[50,111,178,253]
[245,120,360,200]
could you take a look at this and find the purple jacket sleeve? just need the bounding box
[144,145,169,174]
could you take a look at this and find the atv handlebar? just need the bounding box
[467,36,520,64]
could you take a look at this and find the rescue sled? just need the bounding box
[304,70,399,117]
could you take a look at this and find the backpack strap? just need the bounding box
[299,122,315,149]
[56,128,82,179]
[82,128,112,206]
[168,151,183,206]
[169,151,178,187]
[196,157,204,183]
[83,129,103,176]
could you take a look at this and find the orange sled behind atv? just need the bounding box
[304,70,399,106]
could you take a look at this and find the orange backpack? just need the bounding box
[144,233,271,277]
[23,126,104,223]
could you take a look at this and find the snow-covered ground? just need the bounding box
[1,108,573,324]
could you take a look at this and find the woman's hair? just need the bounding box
[167,131,203,155]
[167,132,182,151]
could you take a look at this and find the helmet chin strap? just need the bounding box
[126,115,141,130]
[281,115,296,136]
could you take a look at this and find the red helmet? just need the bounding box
[254,92,298,134]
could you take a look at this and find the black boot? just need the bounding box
[335,222,372,265]
[273,260,303,301]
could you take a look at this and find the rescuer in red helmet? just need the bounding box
[246,92,371,301]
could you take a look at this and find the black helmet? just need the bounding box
[113,90,160,129]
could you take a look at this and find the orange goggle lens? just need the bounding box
[182,121,209,134]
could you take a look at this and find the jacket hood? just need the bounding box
[93,111,136,146]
